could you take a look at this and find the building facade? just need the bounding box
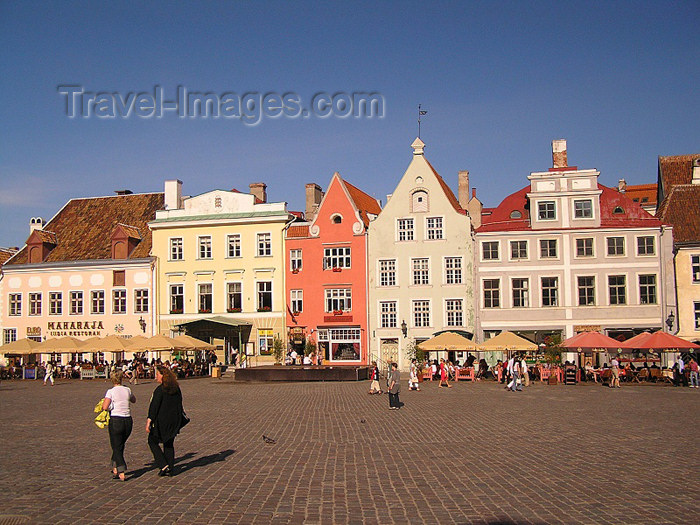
[149,180,294,364]
[368,138,475,368]
[475,140,675,351]
[285,173,381,365]
[0,192,164,363]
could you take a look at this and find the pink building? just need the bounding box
[286,174,381,365]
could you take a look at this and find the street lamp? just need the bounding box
[401,320,407,338]
[138,316,147,333]
[665,310,675,332]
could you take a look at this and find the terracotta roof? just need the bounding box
[287,224,310,238]
[425,159,467,215]
[7,192,164,265]
[477,183,661,233]
[658,154,700,199]
[115,224,142,239]
[619,183,657,205]
[0,248,17,266]
[341,179,382,227]
[32,230,58,244]
[656,184,700,244]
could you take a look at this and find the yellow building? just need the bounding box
[150,180,294,364]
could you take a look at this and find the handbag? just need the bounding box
[180,409,191,429]
[94,398,110,429]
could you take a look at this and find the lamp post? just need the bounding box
[401,320,407,338]
[665,310,675,333]
[138,316,146,333]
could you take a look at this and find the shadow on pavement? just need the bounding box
[177,449,235,474]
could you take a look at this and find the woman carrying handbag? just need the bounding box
[146,366,184,477]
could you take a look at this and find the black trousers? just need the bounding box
[108,416,133,473]
[388,392,401,408]
[148,433,175,470]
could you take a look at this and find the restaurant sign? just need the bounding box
[26,326,42,337]
[291,327,305,344]
[47,320,104,338]
[574,325,602,333]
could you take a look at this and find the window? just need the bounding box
[379,260,396,287]
[112,289,126,314]
[574,199,593,218]
[257,281,272,310]
[324,247,351,269]
[445,299,463,327]
[426,217,443,240]
[483,279,500,308]
[578,276,595,306]
[170,284,184,314]
[113,270,125,286]
[170,238,183,260]
[325,288,351,313]
[9,293,21,316]
[197,284,212,313]
[608,275,626,305]
[380,301,397,328]
[199,236,212,259]
[607,237,625,256]
[29,293,42,316]
[290,290,303,313]
[411,258,430,285]
[694,255,700,283]
[3,328,17,345]
[258,328,273,355]
[541,277,558,307]
[290,249,302,271]
[576,238,594,257]
[538,201,556,220]
[397,218,414,241]
[695,302,700,330]
[227,234,241,258]
[444,257,462,284]
[134,289,149,313]
[639,275,657,304]
[257,233,271,256]
[328,328,361,361]
[49,292,62,315]
[540,239,557,259]
[91,290,105,314]
[482,241,499,260]
[637,236,655,256]
[332,215,342,224]
[510,240,528,260]
[512,278,529,308]
[70,291,83,315]
[412,300,430,327]
[227,282,242,312]
[412,190,428,213]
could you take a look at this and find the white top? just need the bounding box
[105,385,133,417]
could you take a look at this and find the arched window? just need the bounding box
[412,190,428,212]
[331,214,342,224]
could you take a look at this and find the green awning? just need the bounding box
[173,316,252,329]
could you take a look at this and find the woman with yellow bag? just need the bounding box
[101,371,136,481]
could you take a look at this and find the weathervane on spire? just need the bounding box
[418,104,427,138]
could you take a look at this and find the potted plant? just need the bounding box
[332,267,341,272]
[333,309,343,316]
[292,268,299,274]
[257,306,271,312]
[543,334,562,385]
[272,335,285,365]
[227,307,242,313]
[170,308,183,314]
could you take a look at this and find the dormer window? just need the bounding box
[111,224,142,259]
[613,206,624,215]
[26,229,57,263]
[510,210,522,219]
[412,190,428,213]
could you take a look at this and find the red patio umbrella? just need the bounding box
[620,331,653,349]
[561,331,622,351]
[634,330,700,351]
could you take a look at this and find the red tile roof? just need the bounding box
[656,185,700,244]
[0,248,17,266]
[619,183,657,206]
[658,154,700,198]
[341,179,382,227]
[31,230,58,244]
[115,224,142,239]
[7,192,164,265]
[477,184,662,233]
[425,159,467,215]
[287,224,310,238]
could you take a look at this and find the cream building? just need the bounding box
[368,138,475,369]
[150,180,294,364]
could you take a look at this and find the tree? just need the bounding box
[272,335,285,364]
[303,338,316,357]
[405,339,426,370]
[543,334,562,366]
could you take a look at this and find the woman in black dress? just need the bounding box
[146,365,183,476]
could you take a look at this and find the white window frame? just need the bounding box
[411,257,430,286]
[325,288,352,313]
[198,235,213,259]
[539,239,558,260]
[256,281,273,311]
[49,291,62,316]
[541,276,559,307]
[607,274,627,306]
[379,300,397,328]
[694,301,700,330]
[169,284,184,314]
[574,237,595,258]
[323,247,351,269]
[426,216,444,240]
[444,256,463,285]
[169,237,184,261]
[8,293,21,316]
[482,278,500,309]
[257,233,272,257]
[537,201,556,221]
[29,292,42,316]
[290,289,303,314]
[481,240,501,262]
[412,299,431,328]
[3,328,17,345]
[290,249,302,271]
[511,278,529,308]
[227,234,242,258]
[693,255,700,283]
[378,259,397,287]
[69,291,83,315]
[133,288,149,313]
[638,273,657,305]
[576,275,596,306]
[445,298,463,327]
[606,236,626,257]
[635,235,656,257]
[573,199,593,219]
[227,282,242,312]
[112,289,127,314]
[397,218,414,242]
[91,290,105,315]
[509,240,529,261]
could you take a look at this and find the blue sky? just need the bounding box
[1,0,698,248]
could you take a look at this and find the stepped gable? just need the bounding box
[7,192,164,264]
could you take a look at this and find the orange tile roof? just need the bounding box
[115,223,142,239]
[7,192,164,265]
[287,225,310,238]
[658,154,700,198]
[32,230,58,244]
[620,183,657,205]
[0,248,17,266]
[657,185,700,244]
[425,159,466,215]
[341,179,382,227]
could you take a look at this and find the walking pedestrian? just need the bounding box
[103,371,136,481]
[146,365,184,477]
[408,359,420,391]
[520,355,530,387]
[438,358,452,388]
[611,356,621,388]
[368,361,382,394]
[43,360,55,386]
[689,357,698,388]
[388,362,402,410]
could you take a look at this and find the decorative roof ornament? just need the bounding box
[411,137,425,156]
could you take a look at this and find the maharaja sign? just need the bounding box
[47,320,104,338]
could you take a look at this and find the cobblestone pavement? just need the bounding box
[0,376,698,524]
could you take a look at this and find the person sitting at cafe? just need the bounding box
[584,360,597,383]
[476,359,488,380]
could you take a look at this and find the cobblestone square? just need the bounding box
[0,377,698,524]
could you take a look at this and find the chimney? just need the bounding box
[305,183,324,221]
[164,179,183,210]
[552,139,568,168]
[472,188,477,199]
[467,190,483,229]
[458,170,469,209]
[618,179,626,193]
[29,217,45,233]
[693,158,700,185]
[249,182,267,203]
